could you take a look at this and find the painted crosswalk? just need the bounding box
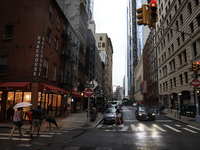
[96,123,200,134]
[0,130,66,141]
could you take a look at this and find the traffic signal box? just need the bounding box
[136,4,147,25]
[192,62,200,72]
[136,0,158,28]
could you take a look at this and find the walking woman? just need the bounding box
[9,107,23,139]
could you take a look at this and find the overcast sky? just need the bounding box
[93,0,127,87]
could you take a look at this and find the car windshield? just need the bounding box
[105,108,115,113]
[139,107,150,112]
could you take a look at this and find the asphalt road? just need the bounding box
[0,106,200,150]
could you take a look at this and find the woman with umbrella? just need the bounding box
[9,102,32,139]
[9,107,23,139]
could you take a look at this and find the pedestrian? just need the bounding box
[9,107,23,139]
[113,106,122,126]
[30,105,43,138]
[44,103,52,132]
[27,108,34,133]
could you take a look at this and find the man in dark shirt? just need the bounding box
[30,105,43,138]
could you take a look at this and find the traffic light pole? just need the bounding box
[159,27,200,123]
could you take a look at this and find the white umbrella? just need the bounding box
[13,102,32,108]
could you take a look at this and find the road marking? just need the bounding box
[152,124,167,132]
[182,128,198,133]
[155,120,172,122]
[187,125,200,131]
[125,120,138,122]
[0,137,31,141]
[130,124,137,132]
[120,126,129,131]
[175,124,181,127]
[164,124,182,132]
[97,124,103,128]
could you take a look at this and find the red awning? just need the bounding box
[0,82,31,91]
[71,90,83,97]
[39,83,70,95]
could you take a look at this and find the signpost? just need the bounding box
[85,87,94,125]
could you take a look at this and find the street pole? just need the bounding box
[86,97,90,125]
[158,27,200,123]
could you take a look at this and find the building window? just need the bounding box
[4,25,13,39]
[176,20,179,30]
[100,37,103,40]
[171,44,174,52]
[189,22,194,33]
[180,14,183,25]
[196,0,199,6]
[59,68,63,83]
[54,37,59,50]
[177,37,180,46]
[181,32,185,41]
[184,72,188,83]
[174,77,176,87]
[102,43,105,47]
[170,29,173,38]
[98,42,101,48]
[170,79,173,89]
[42,58,48,78]
[183,50,187,63]
[0,56,8,74]
[46,28,51,43]
[56,16,60,29]
[178,0,182,5]
[178,54,182,66]
[196,14,200,27]
[49,5,53,21]
[188,2,192,14]
[52,64,56,81]
[193,42,197,57]
[179,74,183,85]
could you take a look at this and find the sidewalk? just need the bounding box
[0,111,103,131]
[163,109,200,128]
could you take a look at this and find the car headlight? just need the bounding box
[139,113,142,116]
[152,113,155,115]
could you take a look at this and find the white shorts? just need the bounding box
[116,113,121,118]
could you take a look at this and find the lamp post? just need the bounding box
[158,27,200,123]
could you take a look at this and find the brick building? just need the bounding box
[0,0,83,120]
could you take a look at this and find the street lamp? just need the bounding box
[158,27,200,123]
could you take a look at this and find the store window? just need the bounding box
[57,95,61,116]
[0,91,2,114]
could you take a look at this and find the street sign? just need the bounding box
[85,88,93,97]
[85,84,93,88]
[191,79,200,88]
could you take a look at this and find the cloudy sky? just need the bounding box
[93,0,128,87]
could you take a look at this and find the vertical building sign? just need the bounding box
[33,36,45,77]
[142,81,147,93]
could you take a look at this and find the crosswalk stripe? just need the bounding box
[155,120,172,122]
[182,128,198,133]
[0,137,31,141]
[152,124,166,132]
[164,124,182,132]
[130,124,137,132]
[187,125,200,131]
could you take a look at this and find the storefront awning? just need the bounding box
[39,83,70,95]
[0,82,31,91]
[71,90,82,97]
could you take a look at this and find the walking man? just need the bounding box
[30,105,43,138]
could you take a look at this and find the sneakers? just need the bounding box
[113,124,116,126]
[29,133,33,139]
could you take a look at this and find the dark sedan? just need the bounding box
[135,106,156,121]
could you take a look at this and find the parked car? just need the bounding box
[135,106,156,121]
[103,107,123,124]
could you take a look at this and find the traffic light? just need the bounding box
[136,4,147,25]
[150,0,158,22]
[192,62,199,72]
[147,0,158,28]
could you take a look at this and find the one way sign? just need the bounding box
[90,79,98,89]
